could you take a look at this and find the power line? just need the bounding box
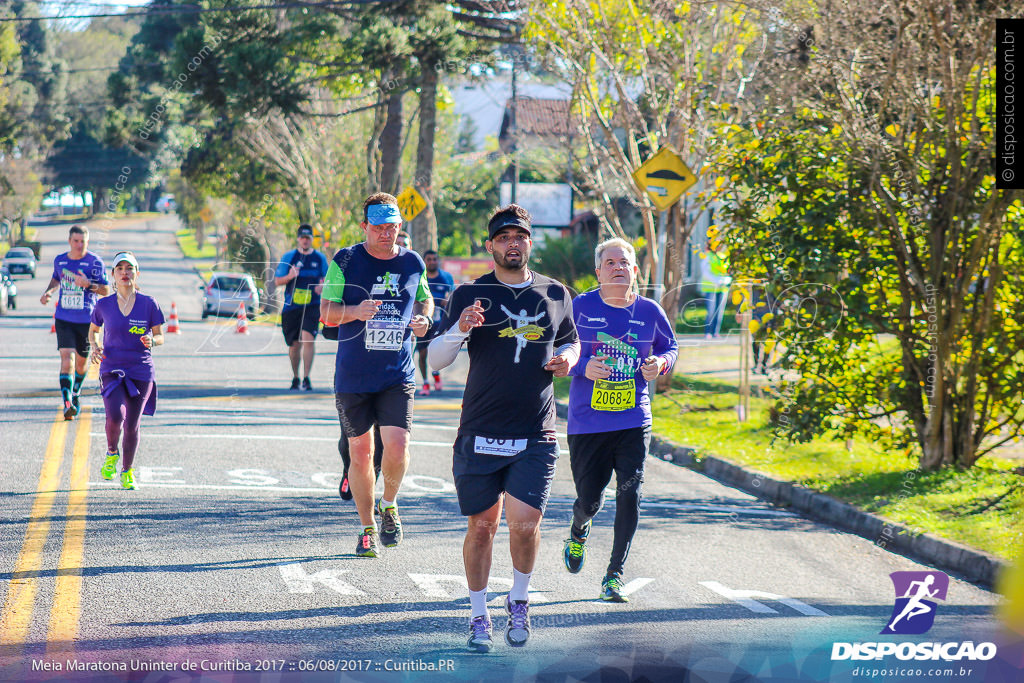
[1,1,391,22]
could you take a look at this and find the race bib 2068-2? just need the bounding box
[591,378,636,411]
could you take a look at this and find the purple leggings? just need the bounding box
[102,379,154,470]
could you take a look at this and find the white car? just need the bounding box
[200,271,259,319]
[2,247,37,278]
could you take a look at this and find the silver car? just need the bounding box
[200,271,259,319]
[2,247,37,278]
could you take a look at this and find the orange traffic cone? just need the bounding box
[166,301,181,334]
[235,302,249,334]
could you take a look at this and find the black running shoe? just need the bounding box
[376,501,403,547]
[338,471,352,501]
[301,377,312,391]
[355,527,380,558]
[600,575,629,603]
[289,377,300,390]
[63,399,76,421]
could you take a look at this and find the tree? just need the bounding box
[43,127,149,214]
[527,0,766,372]
[721,0,1023,470]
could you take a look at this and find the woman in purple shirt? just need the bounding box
[88,252,165,490]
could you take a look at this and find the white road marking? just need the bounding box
[407,573,548,603]
[642,502,797,518]
[226,468,280,486]
[699,580,829,616]
[279,563,365,595]
[139,466,186,484]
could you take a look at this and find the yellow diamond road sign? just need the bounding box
[198,206,213,222]
[396,186,427,222]
[631,147,697,211]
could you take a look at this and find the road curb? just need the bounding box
[553,401,1006,589]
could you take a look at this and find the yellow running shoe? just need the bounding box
[120,468,137,490]
[100,452,119,480]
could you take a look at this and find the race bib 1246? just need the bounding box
[364,319,404,351]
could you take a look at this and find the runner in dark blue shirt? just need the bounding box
[416,250,455,396]
[321,193,433,558]
[274,224,328,391]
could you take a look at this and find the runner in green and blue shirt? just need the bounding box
[320,193,433,559]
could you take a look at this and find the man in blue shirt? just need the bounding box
[320,193,433,558]
[39,224,110,419]
[274,224,328,390]
[416,250,455,396]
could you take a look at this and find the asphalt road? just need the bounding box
[0,216,1014,683]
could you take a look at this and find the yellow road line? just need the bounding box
[0,412,68,649]
[46,407,91,653]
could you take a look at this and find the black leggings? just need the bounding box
[567,426,651,578]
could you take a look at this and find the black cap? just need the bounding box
[487,216,532,240]
[297,224,314,237]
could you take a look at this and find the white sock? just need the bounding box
[469,588,489,618]
[378,497,395,510]
[509,568,532,603]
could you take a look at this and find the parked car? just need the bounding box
[0,266,16,313]
[156,194,177,213]
[2,246,37,278]
[199,272,259,319]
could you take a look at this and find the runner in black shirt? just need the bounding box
[429,204,579,652]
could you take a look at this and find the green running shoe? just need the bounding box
[600,575,629,603]
[356,527,380,558]
[100,452,119,480]
[120,468,137,490]
[376,501,403,547]
[563,520,590,573]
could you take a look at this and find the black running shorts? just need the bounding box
[281,306,320,346]
[335,382,416,438]
[55,318,91,358]
[452,433,558,516]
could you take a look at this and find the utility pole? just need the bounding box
[510,45,518,205]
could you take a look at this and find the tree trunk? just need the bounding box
[411,63,438,253]
[380,91,404,195]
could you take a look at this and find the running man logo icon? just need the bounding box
[881,571,949,635]
[498,305,546,364]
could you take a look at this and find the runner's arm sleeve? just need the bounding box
[321,259,345,302]
[415,271,431,302]
[273,252,293,281]
[91,302,103,326]
[427,322,469,370]
[652,303,679,375]
[427,286,469,370]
